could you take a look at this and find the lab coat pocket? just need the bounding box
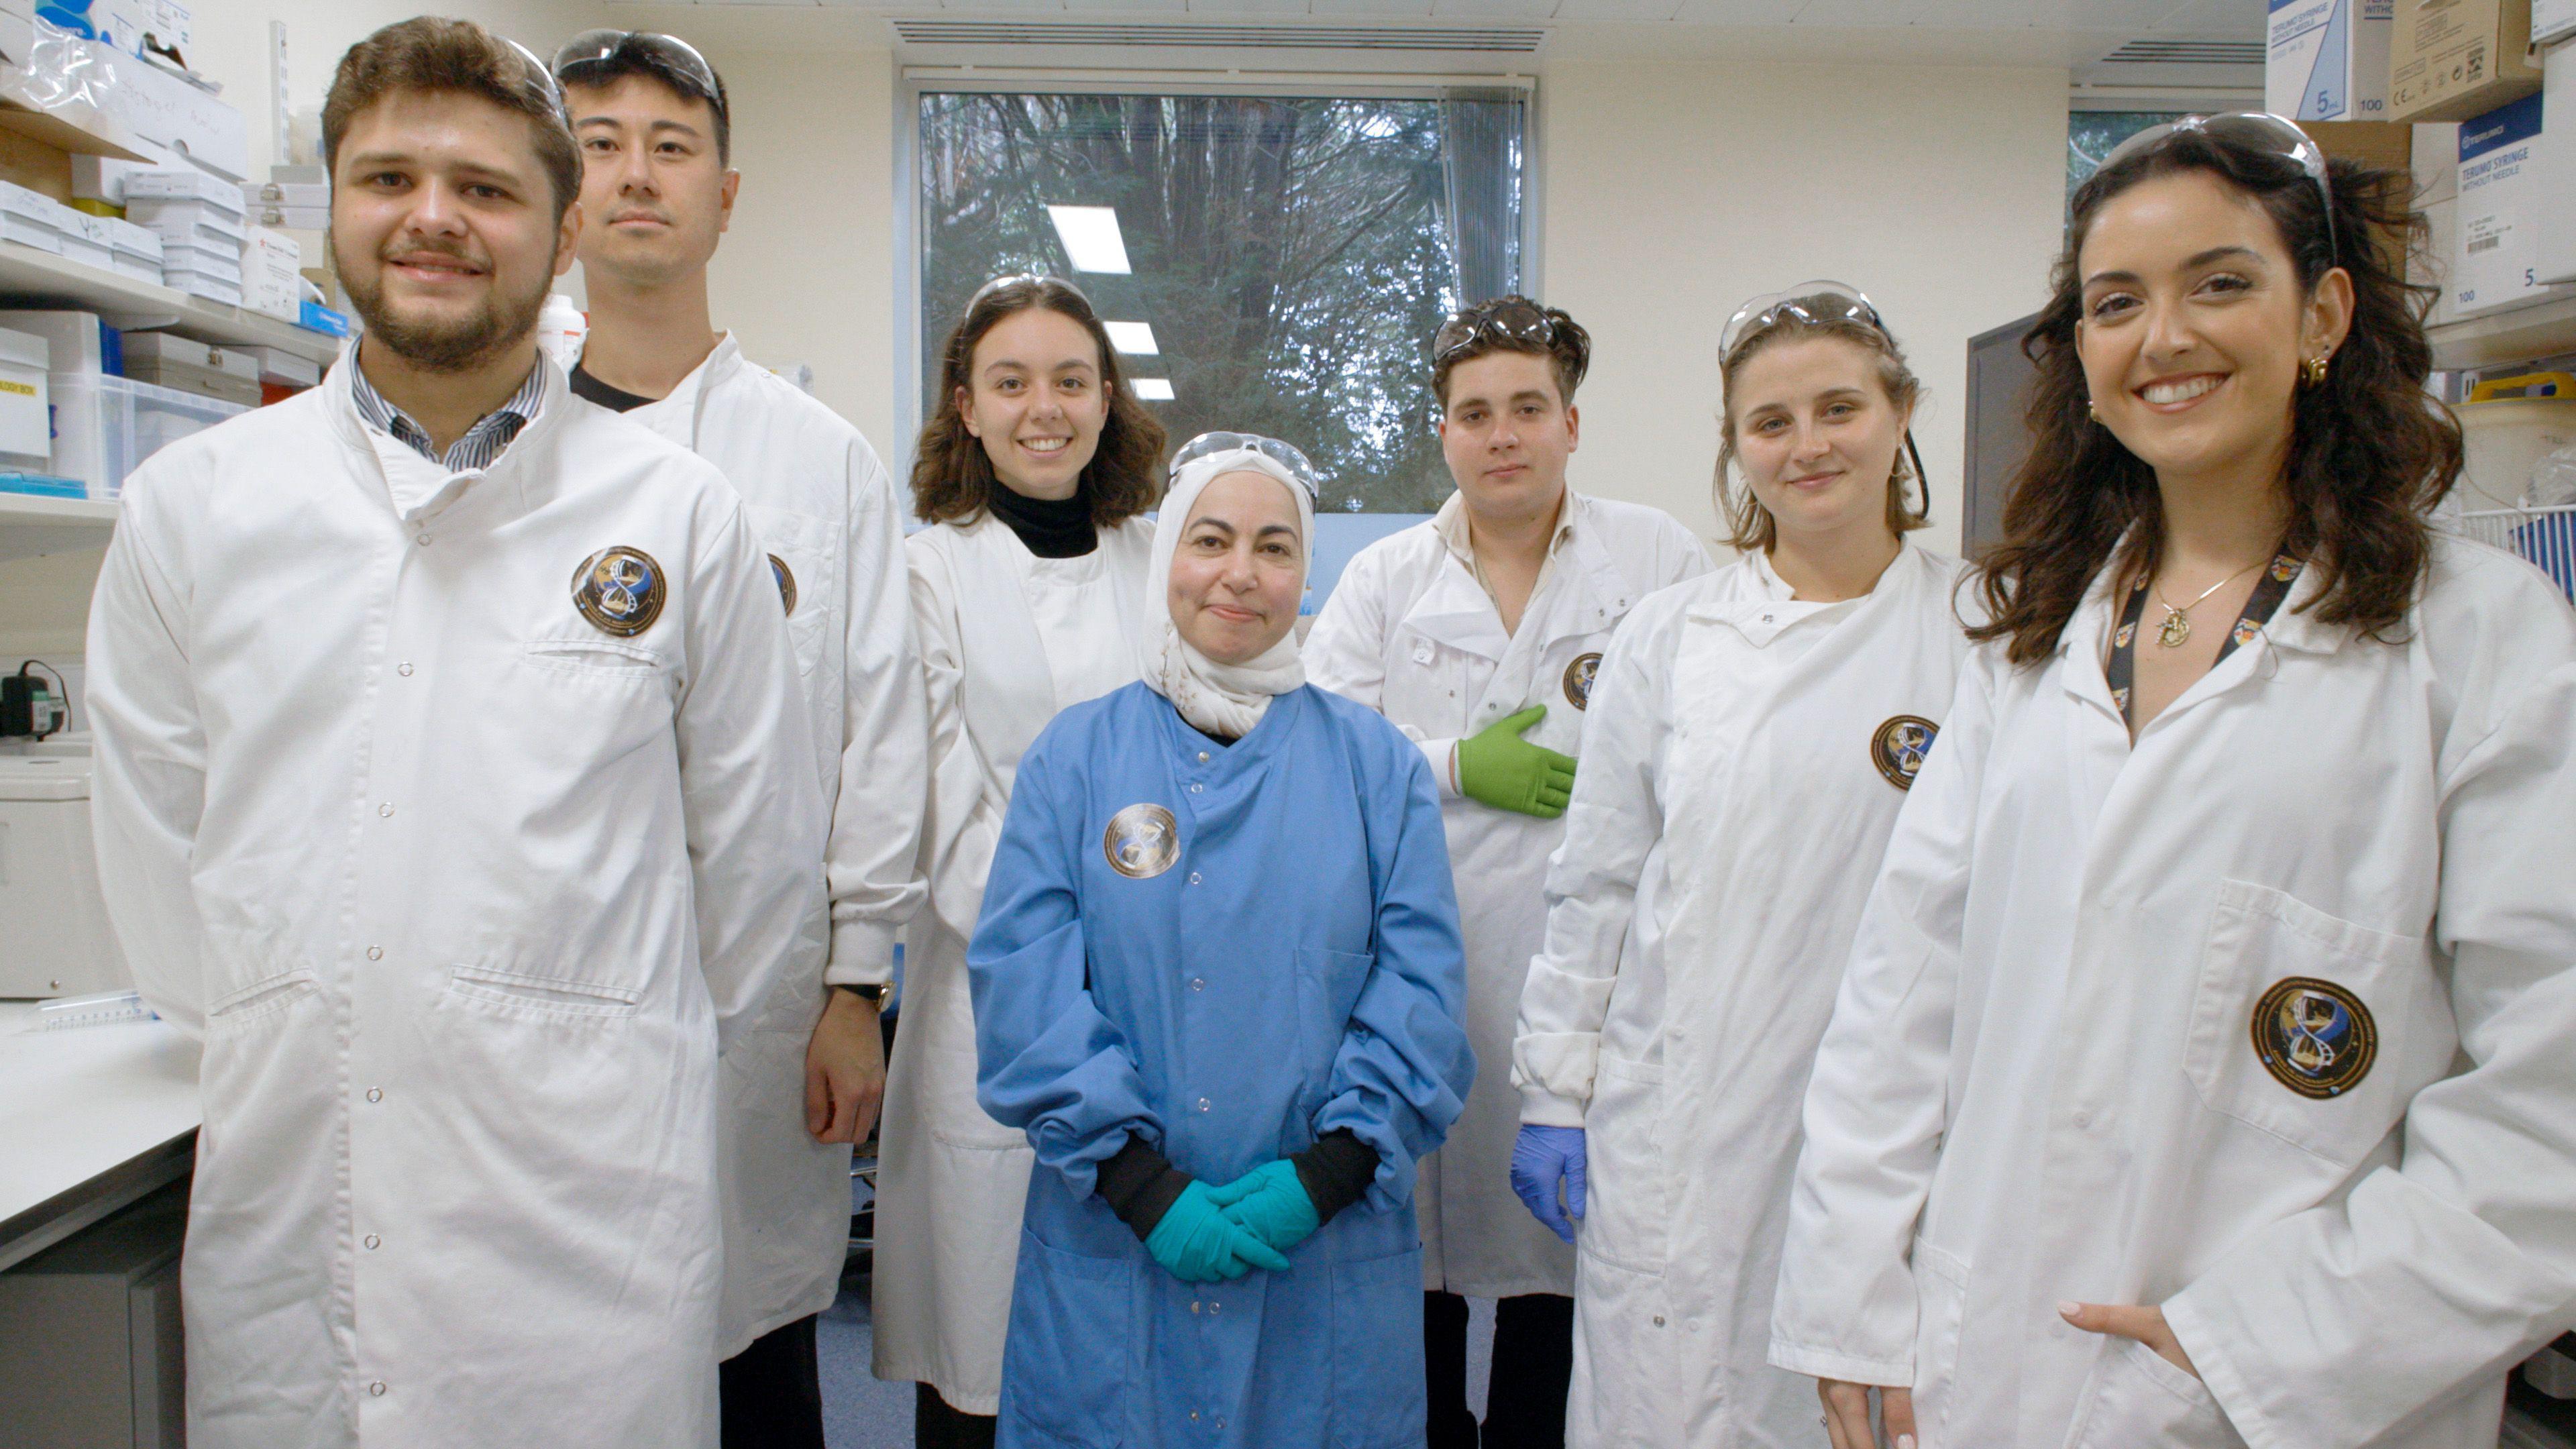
[1004,1230,1133,1446]
[446,965,644,1022]
[1579,1055,1670,1273]
[2067,1338,2244,1449]
[1908,1236,1970,1449]
[1328,1247,1428,1449]
[2186,880,2424,1167]
[745,503,831,680]
[205,967,321,1027]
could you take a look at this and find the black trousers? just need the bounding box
[915,1382,999,1449]
[1424,1290,1574,1449]
[718,1314,825,1449]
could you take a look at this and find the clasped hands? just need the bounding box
[1145,1160,1320,1284]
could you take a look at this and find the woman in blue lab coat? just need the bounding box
[970,435,1476,1449]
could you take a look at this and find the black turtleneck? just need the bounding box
[986,482,1096,559]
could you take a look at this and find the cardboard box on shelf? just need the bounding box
[2269,0,2394,120]
[2390,0,2544,121]
[2539,36,2576,282]
[244,345,317,388]
[0,325,48,464]
[2450,92,2576,315]
[2412,119,2463,202]
[241,226,300,321]
[0,178,65,253]
[0,311,119,376]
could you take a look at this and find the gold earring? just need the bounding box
[2302,354,2330,387]
[2086,397,2098,422]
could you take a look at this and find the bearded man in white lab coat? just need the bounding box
[1303,298,1708,1448]
[552,32,925,1448]
[85,19,826,1449]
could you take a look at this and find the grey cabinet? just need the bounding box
[0,1181,186,1448]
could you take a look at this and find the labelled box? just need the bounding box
[2269,0,2394,120]
[2390,0,2544,121]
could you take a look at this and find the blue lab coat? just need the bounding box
[971,681,1475,1449]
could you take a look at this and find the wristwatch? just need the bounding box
[835,982,890,1008]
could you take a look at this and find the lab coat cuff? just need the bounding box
[825,919,899,989]
[1519,1088,1587,1128]
[1765,1338,1911,1387]
[1415,735,1462,798]
[2157,1291,2265,1448]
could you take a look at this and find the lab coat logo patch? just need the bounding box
[1104,803,1181,879]
[2251,977,2377,1099]
[1871,715,1937,790]
[572,547,667,637]
[769,554,798,616]
[1563,653,1603,710]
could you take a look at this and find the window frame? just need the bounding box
[892,67,1546,485]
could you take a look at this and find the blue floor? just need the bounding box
[816,1273,1495,1446]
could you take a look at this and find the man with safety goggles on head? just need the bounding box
[1303,296,1709,1449]
[553,29,927,1449]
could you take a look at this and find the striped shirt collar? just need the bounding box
[350,350,547,472]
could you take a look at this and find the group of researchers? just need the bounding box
[72,13,2576,1449]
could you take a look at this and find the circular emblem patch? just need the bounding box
[769,553,798,616]
[572,547,667,637]
[1871,714,1938,790]
[2251,977,2378,1099]
[1102,803,1181,880]
[1563,652,1603,711]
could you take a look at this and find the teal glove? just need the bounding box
[1204,1160,1322,1256]
[1456,705,1576,818]
[1144,1180,1293,1284]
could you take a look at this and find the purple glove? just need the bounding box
[1509,1124,1588,1244]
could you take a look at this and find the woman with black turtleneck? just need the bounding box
[870,276,1168,1449]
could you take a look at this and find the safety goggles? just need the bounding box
[1169,431,1324,502]
[1719,279,1931,524]
[1432,297,1563,368]
[502,38,564,111]
[1719,280,1892,358]
[2096,111,2337,267]
[551,29,726,120]
[967,272,1091,309]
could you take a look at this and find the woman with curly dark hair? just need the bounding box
[1773,117,2576,1449]
[876,274,1167,1448]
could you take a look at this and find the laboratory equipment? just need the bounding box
[0,755,128,998]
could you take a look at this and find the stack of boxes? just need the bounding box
[120,169,246,307]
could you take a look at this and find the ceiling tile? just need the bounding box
[1552,0,1687,18]
[1429,0,1562,17]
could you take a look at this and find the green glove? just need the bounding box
[1144,1180,1293,1284]
[1456,704,1577,818]
[1204,1160,1322,1256]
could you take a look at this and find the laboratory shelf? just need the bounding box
[0,491,115,562]
[2430,292,2576,373]
[0,239,342,366]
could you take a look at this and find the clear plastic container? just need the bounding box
[48,371,250,499]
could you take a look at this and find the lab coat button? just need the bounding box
[415,533,430,547]
[378,802,394,818]
[1197,1097,1212,1112]
[1215,1417,1226,1430]
[1197,751,1210,763]
[1190,783,1203,794]
[1189,1411,1200,1422]
[1190,977,1205,991]
[370,1382,386,1397]
[1208,1300,1221,1314]
[2072,1110,2093,1129]
[1189,872,1203,885]
[364,1234,380,1250]
[367,946,383,961]
[365,1087,382,1103]
[1652,1315,1666,1327]
[397,663,414,677]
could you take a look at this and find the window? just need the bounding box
[915,87,1529,529]
[2067,110,2188,202]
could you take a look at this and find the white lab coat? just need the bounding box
[614,333,928,1357]
[872,512,1155,1412]
[1770,537,2576,1449]
[85,354,827,1449]
[1514,540,1972,1447]
[1303,489,1709,1299]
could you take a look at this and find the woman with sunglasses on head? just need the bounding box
[1773,117,2576,1449]
[969,435,1474,1449]
[1507,283,1972,1447]
[875,275,1165,1448]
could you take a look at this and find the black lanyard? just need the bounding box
[2104,553,2303,725]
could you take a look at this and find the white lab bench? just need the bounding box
[0,1002,199,1273]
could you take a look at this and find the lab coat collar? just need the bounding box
[612,331,745,450]
[1158,672,1308,777]
[1404,491,1628,661]
[1689,538,1917,646]
[324,344,576,526]
[2054,544,2347,724]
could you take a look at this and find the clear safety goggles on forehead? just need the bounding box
[1432,297,1562,368]
[1719,279,1931,524]
[2096,111,2337,267]
[502,37,564,111]
[1169,431,1324,502]
[968,272,1091,309]
[551,28,726,117]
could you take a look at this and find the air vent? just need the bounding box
[890,20,1548,53]
[2098,39,2266,66]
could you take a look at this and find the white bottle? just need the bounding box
[537,292,588,372]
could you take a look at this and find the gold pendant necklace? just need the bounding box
[2151,561,2261,648]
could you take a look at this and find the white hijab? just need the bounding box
[1144,447,1315,741]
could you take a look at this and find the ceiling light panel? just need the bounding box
[1046,205,1134,274]
[1106,321,1162,354]
[1132,378,1176,400]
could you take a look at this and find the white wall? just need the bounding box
[1539,59,2070,555]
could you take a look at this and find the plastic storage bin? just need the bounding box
[0,756,128,997]
[48,372,249,500]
